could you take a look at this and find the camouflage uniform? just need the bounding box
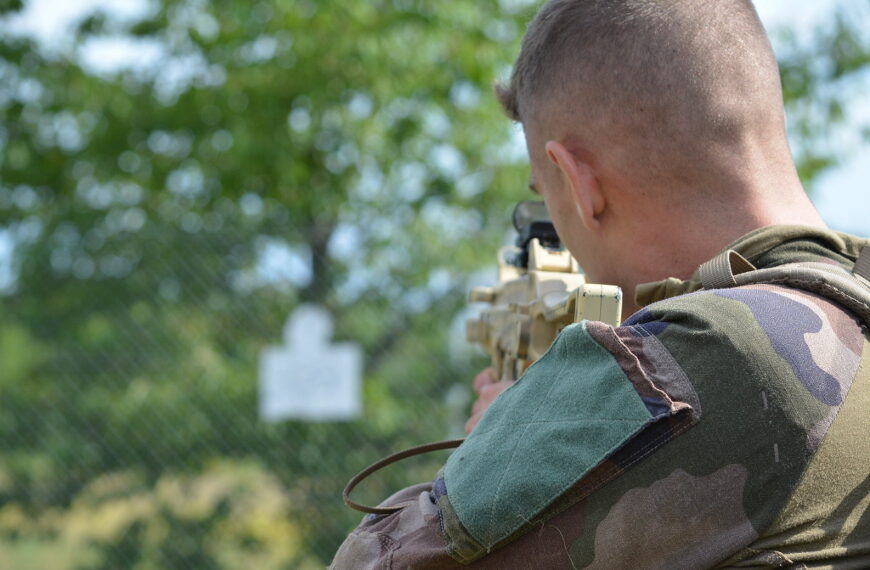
[332,225,870,569]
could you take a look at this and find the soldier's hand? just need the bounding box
[465,367,514,434]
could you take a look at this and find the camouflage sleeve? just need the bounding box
[330,482,463,570]
[332,284,869,569]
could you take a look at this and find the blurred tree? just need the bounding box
[0,0,535,564]
[0,0,867,566]
[776,3,870,182]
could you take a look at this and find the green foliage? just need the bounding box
[777,4,870,185]
[0,0,531,564]
[0,0,866,566]
[0,462,323,569]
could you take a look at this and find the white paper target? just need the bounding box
[259,305,362,422]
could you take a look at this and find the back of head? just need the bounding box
[498,0,790,194]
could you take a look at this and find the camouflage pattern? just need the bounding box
[331,225,870,569]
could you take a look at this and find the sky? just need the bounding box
[3,0,869,235]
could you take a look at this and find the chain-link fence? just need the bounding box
[0,222,485,569]
[4,1,867,568]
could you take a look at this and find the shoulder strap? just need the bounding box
[699,247,870,325]
[698,249,756,289]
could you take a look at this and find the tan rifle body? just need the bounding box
[466,238,623,382]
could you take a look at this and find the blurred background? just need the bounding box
[0,0,867,568]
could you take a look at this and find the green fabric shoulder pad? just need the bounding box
[443,321,655,551]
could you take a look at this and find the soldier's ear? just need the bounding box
[545,141,605,232]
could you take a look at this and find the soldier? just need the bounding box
[332,1,870,568]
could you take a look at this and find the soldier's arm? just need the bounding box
[333,288,863,568]
[333,310,696,568]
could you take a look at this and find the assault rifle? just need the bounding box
[342,201,627,516]
[465,201,623,382]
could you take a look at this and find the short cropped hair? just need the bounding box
[497,0,783,164]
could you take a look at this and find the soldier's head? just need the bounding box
[498,0,823,298]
